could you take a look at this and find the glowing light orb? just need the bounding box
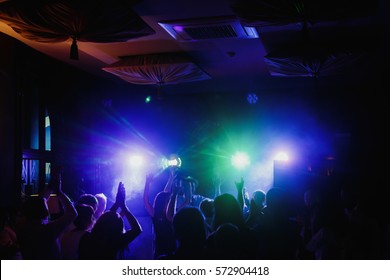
[231,152,250,169]
[129,155,144,167]
[145,96,152,103]
[274,152,289,161]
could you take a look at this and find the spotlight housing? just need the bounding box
[162,154,182,169]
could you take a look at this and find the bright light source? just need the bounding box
[168,158,180,166]
[231,152,250,169]
[129,155,144,167]
[45,116,50,128]
[274,152,289,161]
[162,154,182,169]
[145,96,152,103]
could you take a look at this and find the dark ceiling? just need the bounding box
[1,0,388,93]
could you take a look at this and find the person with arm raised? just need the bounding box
[16,165,77,259]
[79,182,142,259]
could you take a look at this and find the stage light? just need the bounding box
[162,154,182,169]
[274,151,289,161]
[145,96,152,103]
[231,152,250,169]
[168,158,181,167]
[111,150,157,200]
[128,155,144,167]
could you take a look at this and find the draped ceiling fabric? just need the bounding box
[229,0,374,77]
[230,0,378,27]
[264,43,362,77]
[0,0,155,59]
[102,53,211,86]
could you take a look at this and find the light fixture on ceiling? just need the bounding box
[158,15,258,41]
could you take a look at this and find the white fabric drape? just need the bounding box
[264,44,362,77]
[0,0,154,43]
[102,53,211,85]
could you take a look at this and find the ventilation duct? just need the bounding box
[158,16,258,41]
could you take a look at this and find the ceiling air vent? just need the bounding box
[158,16,258,41]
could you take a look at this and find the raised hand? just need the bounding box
[212,174,222,198]
[235,177,244,191]
[116,182,126,207]
[235,177,246,211]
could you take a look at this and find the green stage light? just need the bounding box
[231,152,250,169]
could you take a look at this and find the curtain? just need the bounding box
[264,42,362,77]
[0,0,155,58]
[102,53,211,85]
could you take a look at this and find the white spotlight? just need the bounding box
[231,152,250,170]
[129,155,144,167]
[162,154,182,169]
[274,152,289,162]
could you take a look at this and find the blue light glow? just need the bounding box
[247,92,258,104]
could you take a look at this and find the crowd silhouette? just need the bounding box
[0,164,388,260]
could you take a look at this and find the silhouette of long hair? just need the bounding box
[212,193,245,231]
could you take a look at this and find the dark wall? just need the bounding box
[0,33,122,205]
[0,33,21,208]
